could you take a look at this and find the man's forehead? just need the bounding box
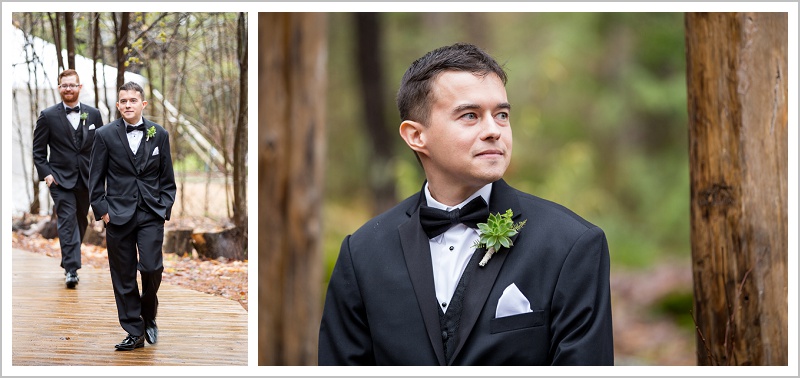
[118,90,143,100]
[60,75,79,83]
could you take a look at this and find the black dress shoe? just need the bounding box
[144,319,158,344]
[115,334,145,351]
[65,271,79,288]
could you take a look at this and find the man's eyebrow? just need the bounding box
[451,102,512,116]
[452,103,481,115]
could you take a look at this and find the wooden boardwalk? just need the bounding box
[11,248,248,366]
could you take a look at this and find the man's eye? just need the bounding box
[461,113,477,120]
[497,112,509,120]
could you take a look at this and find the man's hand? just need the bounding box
[45,174,57,188]
[102,213,110,223]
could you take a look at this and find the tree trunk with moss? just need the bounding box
[685,12,787,366]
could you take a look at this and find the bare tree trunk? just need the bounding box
[21,22,42,215]
[686,12,787,366]
[115,12,130,118]
[233,12,248,235]
[91,12,101,113]
[354,12,396,215]
[174,15,191,217]
[259,12,327,366]
[48,13,65,71]
[65,12,75,69]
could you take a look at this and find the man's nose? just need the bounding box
[481,117,502,140]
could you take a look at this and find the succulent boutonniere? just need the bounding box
[146,125,156,141]
[80,112,88,126]
[472,209,527,267]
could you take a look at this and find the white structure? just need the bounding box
[10,27,146,216]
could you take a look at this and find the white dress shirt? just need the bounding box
[64,104,80,130]
[424,182,492,314]
[124,118,145,154]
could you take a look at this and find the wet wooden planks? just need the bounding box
[11,248,248,366]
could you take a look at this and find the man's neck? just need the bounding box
[426,179,490,207]
[63,100,79,108]
[124,117,144,126]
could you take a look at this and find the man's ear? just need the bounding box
[399,120,427,156]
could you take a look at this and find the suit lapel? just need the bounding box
[398,192,447,366]
[78,103,89,149]
[138,119,152,172]
[114,119,138,170]
[449,179,523,364]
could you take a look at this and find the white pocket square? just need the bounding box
[496,283,533,318]
[152,146,159,156]
[88,124,95,130]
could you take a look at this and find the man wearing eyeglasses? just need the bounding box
[33,69,104,288]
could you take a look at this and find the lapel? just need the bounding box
[78,103,89,149]
[114,119,138,171]
[78,103,90,150]
[449,178,523,364]
[398,189,447,366]
[138,119,153,172]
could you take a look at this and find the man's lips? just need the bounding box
[476,149,504,157]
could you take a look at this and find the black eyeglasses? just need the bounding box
[59,84,81,89]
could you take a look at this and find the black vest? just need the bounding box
[437,248,482,364]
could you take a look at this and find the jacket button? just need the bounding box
[441,331,448,339]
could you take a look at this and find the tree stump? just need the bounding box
[191,227,246,260]
[40,215,59,239]
[82,219,106,248]
[164,228,194,256]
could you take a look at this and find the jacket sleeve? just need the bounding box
[89,130,109,220]
[158,129,177,220]
[32,110,51,181]
[549,226,614,365]
[318,235,376,365]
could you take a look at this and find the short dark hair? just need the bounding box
[118,81,145,101]
[58,69,79,84]
[396,42,507,124]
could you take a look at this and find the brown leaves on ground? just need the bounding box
[11,219,248,311]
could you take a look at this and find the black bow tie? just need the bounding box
[419,195,489,239]
[65,106,80,114]
[126,123,146,133]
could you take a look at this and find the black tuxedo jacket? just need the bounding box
[319,179,613,365]
[89,118,176,225]
[32,102,104,189]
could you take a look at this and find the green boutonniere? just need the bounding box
[146,125,156,141]
[472,209,527,267]
[80,112,88,126]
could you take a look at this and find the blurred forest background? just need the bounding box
[322,12,693,365]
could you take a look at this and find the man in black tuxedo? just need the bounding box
[32,69,104,288]
[319,43,614,365]
[89,81,176,351]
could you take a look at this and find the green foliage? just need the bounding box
[472,209,527,253]
[653,289,695,331]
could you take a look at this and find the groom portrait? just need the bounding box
[32,69,104,288]
[319,43,613,365]
[89,81,176,351]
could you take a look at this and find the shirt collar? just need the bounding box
[424,182,492,212]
